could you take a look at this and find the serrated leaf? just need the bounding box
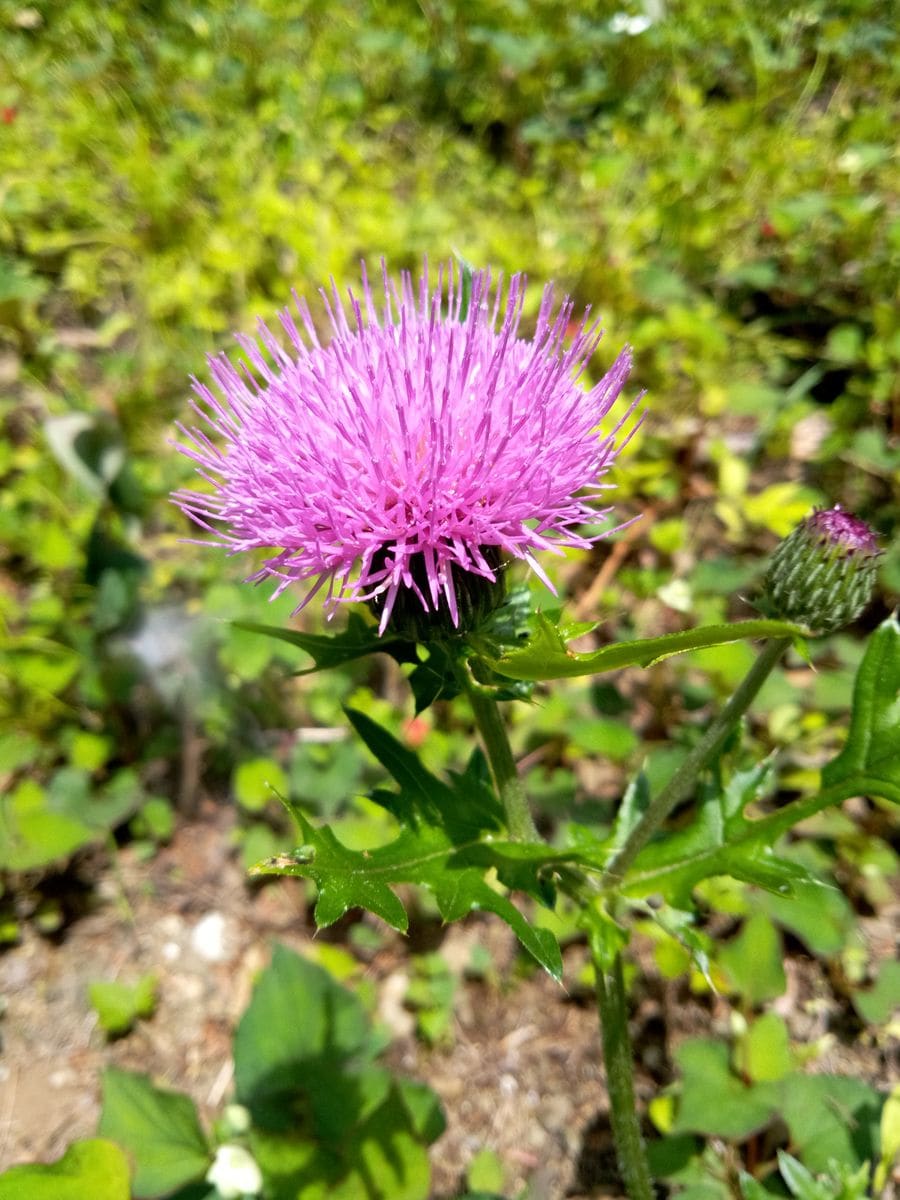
[252,715,564,978]
[345,707,504,836]
[408,643,462,713]
[0,1139,130,1200]
[822,615,900,803]
[98,1069,209,1199]
[617,771,813,906]
[487,615,805,681]
[234,610,417,674]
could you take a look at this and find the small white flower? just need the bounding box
[206,1144,263,1199]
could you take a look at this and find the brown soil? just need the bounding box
[0,803,896,1199]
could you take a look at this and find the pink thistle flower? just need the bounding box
[172,261,638,635]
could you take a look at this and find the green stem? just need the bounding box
[464,682,538,842]
[595,952,655,1200]
[601,636,791,891]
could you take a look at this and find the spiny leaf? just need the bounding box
[234,610,417,674]
[612,766,824,906]
[487,615,805,681]
[822,614,900,803]
[251,716,565,978]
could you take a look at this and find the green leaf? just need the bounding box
[719,913,786,1005]
[0,779,95,871]
[776,1152,830,1200]
[487,616,805,681]
[233,611,416,675]
[232,757,289,812]
[0,1139,130,1200]
[98,1069,210,1199]
[618,763,821,906]
[251,715,564,978]
[822,615,900,804]
[754,878,856,957]
[234,946,438,1198]
[331,1084,432,1200]
[89,973,158,1037]
[233,944,375,1137]
[608,771,651,857]
[737,1013,793,1083]
[875,1084,900,1192]
[673,1039,778,1140]
[779,1075,883,1173]
[395,1079,447,1145]
[852,959,900,1026]
[408,643,462,713]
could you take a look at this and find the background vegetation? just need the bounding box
[0,0,897,1196]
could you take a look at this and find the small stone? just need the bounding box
[190,913,231,963]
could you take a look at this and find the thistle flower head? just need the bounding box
[172,261,638,636]
[763,505,880,634]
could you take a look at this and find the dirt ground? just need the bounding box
[0,801,896,1199]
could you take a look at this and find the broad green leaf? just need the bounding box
[718,913,786,1005]
[234,611,417,674]
[98,1069,209,1199]
[737,1013,793,1083]
[251,716,564,978]
[0,779,95,871]
[395,1079,447,1145]
[232,757,289,812]
[0,1139,130,1200]
[330,1085,432,1200]
[779,1075,883,1173]
[467,1148,505,1194]
[89,973,158,1037]
[234,945,438,1198]
[487,615,804,681]
[822,615,900,804]
[673,1039,778,1139]
[233,944,376,1137]
[754,878,856,957]
[852,960,900,1026]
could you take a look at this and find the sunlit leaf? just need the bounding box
[487,615,805,681]
[0,1140,130,1200]
[251,713,564,978]
[822,614,900,804]
[98,1069,210,1199]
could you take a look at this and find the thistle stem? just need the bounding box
[595,952,655,1200]
[600,636,791,891]
[464,683,538,841]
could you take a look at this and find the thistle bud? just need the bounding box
[762,507,880,634]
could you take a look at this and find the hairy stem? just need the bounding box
[595,952,655,1200]
[601,636,791,890]
[464,682,538,841]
